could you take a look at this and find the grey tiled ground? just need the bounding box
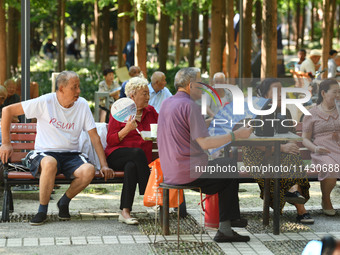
[1,182,340,254]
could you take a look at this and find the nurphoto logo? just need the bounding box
[200,82,312,116]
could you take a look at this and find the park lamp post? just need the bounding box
[21,0,30,123]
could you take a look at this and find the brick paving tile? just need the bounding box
[39,237,55,246]
[133,235,150,243]
[180,235,196,241]
[55,237,71,246]
[7,238,22,247]
[268,233,289,241]
[149,235,165,242]
[102,236,119,244]
[86,236,103,244]
[314,232,328,238]
[23,238,39,247]
[0,239,6,247]
[163,235,179,241]
[220,249,240,255]
[299,233,319,239]
[253,234,274,241]
[71,236,87,245]
[118,235,134,244]
[283,233,307,240]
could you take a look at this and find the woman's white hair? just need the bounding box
[125,77,149,98]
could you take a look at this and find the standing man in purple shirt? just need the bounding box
[158,67,253,243]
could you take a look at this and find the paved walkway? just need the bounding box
[1,182,340,254]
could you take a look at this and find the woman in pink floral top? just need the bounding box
[302,79,340,216]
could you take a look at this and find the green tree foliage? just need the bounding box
[31,0,58,40]
[66,1,94,30]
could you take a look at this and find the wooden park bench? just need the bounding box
[1,123,158,222]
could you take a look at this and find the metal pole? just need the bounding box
[21,0,30,119]
[273,142,281,235]
[238,0,244,90]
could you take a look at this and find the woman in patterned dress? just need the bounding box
[302,79,340,216]
[242,78,313,224]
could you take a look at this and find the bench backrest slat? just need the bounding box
[9,123,37,163]
[12,142,35,150]
[11,134,36,141]
[10,123,36,133]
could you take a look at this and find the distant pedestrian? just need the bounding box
[328,49,339,78]
[123,37,135,68]
[67,39,82,60]
[119,66,142,98]
[43,39,57,59]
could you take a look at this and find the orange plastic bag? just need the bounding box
[143,158,184,208]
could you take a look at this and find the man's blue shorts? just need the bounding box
[28,151,91,180]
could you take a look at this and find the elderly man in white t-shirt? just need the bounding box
[0,71,114,226]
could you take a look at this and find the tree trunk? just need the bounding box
[94,0,101,64]
[224,0,236,83]
[322,0,331,78]
[76,27,81,49]
[189,2,198,67]
[243,0,253,79]
[17,33,21,65]
[261,0,277,78]
[337,4,340,41]
[295,0,300,50]
[7,4,20,77]
[209,0,225,76]
[101,6,110,69]
[159,0,170,73]
[174,0,181,66]
[201,12,209,73]
[0,0,6,84]
[182,13,189,39]
[118,0,131,68]
[329,0,336,47]
[57,0,66,72]
[135,12,147,77]
[311,0,315,41]
[85,23,90,59]
[235,0,240,13]
[287,0,291,51]
[255,0,262,38]
[301,0,306,47]
[52,26,56,42]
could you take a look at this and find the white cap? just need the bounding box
[309,49,322,57]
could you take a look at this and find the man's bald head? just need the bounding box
[213,72,226,85]
[129,66,141,77]
[151,71,166,93]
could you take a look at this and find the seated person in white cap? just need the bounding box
[300,49,322,77]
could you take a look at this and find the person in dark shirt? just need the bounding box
[43,39,57,59]
[67,39,82,59]
[123,39,135,68]
[119,66,142,98]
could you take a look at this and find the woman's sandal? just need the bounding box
[118,214,139,225]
